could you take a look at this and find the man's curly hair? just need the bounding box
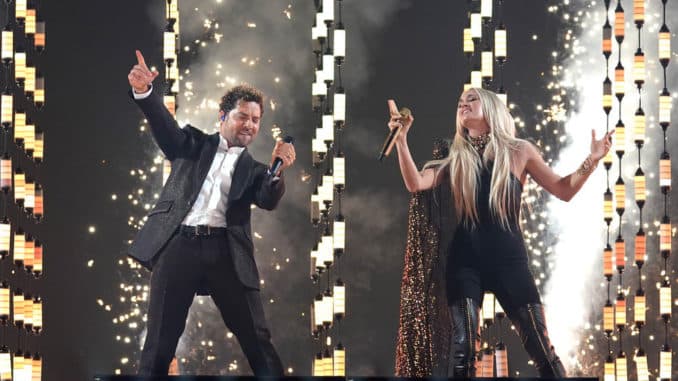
[219,84,265,117]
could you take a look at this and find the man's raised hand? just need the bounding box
[128,50,159,94]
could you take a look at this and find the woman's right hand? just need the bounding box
[387,99,414,143]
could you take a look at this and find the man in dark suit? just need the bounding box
[127,50,295,376]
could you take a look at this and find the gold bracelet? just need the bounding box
[577,155,598,176]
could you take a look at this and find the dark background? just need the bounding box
[6,0,672,379]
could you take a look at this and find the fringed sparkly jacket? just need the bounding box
[395,139,459,377]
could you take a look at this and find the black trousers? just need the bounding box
[446,262,542,310]
[446,263,565,378]
[138,232,284,376]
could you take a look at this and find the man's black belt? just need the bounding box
[179,224,228,237]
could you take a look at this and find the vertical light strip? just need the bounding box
[630,2,648,380]
[0,3,13,376]
[1,1,46,377]
[600,3,616,377]
[311,1,347,375]
[611,1,629,376]
[162,0,180,186]
[657,1,672,379]
[311,0,346,376]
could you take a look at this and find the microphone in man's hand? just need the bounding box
[270,135,295,175]
[378,107,411,161]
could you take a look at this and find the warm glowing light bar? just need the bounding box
[614,121,625,154]
[603,245,614,278]
[495,25,507,60]
[614,178,625,211]
[334,27,345,59]
[495,344,508,377]
[480,0,492,18]
[615,237,625,270]
[333,347,345,376]
[659,346,672,380]
[482,292,495,323]
[26,8,36,35]
[633,0,644,24]
[470,13,481,39]
[333,91,345,123]
[14,168,26,205]
[25,66,36,95]
[635,350,649,381]
[616,353,628,381]
[333,280,345,317]
[633,50,645,85]
[33,296,42,332]
[35,74,45,107]
[0,346,10,381]
[633,291,645,324]
[163,28,176,63]
[481,51,493,80]
[602,77,612,112]
[34,21,45,51]
[0,93,12,128]
[633,108,645,144]
[471,70,482,89]
[659,24,670,64]
[0,219,8,256]
[660,216,671,256]
[615,294,626,327]
[634,231,645,264]
[633,167,645,202]
[603,190,613,222]
[464,28,473,55]
[15,52,27,82]
[1,28,12,62]
[659,151,671,190]
[33,240,43,276]
[614,2,625,41]
[659,281,671,317]
[13,289,24,325]
[614,62,625,98]
[0,283,9,320]
[659,88,671,126]
[333,215,345,254]
[15,0,27,21]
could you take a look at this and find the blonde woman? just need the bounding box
[388,88,613,378]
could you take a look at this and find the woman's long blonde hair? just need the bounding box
[425,87,525,230]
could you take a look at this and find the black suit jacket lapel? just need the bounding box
[194,133,220,193]
[228,148,253,205]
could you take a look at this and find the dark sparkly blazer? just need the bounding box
[395,139,459,377]
[127,90,285,292]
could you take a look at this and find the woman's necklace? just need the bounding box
[468,133,491,153]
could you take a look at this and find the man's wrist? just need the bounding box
[132,85,153,100]
[133,85,150,94]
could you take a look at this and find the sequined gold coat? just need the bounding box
[395,139,459,377]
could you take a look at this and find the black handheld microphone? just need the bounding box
[270,135,295,175]
[378,107,411,161]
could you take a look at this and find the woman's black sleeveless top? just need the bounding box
[450,162,527,266]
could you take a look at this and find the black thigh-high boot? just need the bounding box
[511,303,566,378]
[448,298,481,378]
